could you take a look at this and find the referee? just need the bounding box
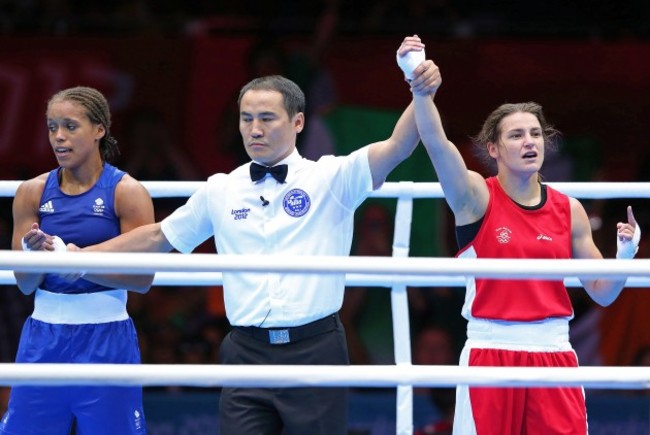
[75,44,438,434]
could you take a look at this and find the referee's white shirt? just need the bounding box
[161,147,373,327]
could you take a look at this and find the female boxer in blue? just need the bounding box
[2,86,154,435]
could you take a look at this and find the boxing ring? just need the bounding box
[2,180,650,434]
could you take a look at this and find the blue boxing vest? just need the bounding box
[39,163,125,294]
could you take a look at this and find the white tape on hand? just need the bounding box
[396,49,425,80]
[52,236,67,252]
[616,224,641,259]
[22,229,45,251]
[52,236,87,278]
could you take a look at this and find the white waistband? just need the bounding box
[33,289,129,324]
[466,317,571,351]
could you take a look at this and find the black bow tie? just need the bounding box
[250,162,288,183]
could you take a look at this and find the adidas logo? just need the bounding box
[39,200,54,213]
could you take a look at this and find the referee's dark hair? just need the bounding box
[238,75,306,118]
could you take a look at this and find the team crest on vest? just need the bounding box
[283,189,311,217]
[495,226,512,244]
[92,197,106,215]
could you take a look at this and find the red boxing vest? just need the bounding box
[458,177,574,321]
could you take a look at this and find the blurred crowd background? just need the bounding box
[1,0,649,39]
[1,0,650,432]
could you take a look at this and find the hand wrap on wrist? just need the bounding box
[616,224,641,259]
[53,236,86,278]
[52,236,67,252]
[396,49,425,80]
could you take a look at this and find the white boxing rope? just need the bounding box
[372,181,650,199]
[3,271,650,288]
[3,180,650,199]
[547,182,650,199]
[391,182,415,435]
[5,271,650,287]
[0,181,202,199]
[1,364,650,390]
[4,251,650,279]
[0,271,650,287]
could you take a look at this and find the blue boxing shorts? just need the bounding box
[0,317,146,435]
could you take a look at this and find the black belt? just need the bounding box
[234,313,339,345]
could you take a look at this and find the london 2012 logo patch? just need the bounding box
[283,189,311,217]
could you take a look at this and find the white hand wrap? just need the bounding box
[22,230,45,251]
[616,224,641,259]
[51,236,86,278]
[396,49,426,80]
[52,236,67,252]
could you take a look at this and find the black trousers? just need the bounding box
[218,314,349,435]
